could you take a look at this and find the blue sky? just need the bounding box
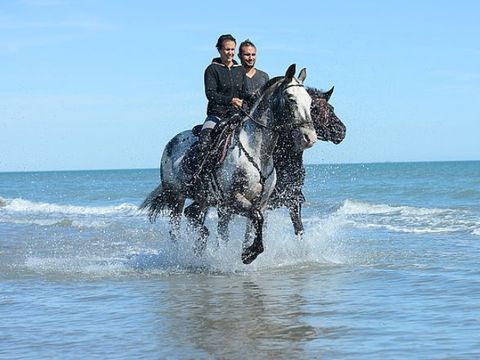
[1,0,479,172]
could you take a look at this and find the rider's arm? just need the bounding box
[204,66,232,105]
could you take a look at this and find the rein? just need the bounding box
[237,107,268,129]
[237,140,275,195]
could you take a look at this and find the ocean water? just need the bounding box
[1,161,479,359]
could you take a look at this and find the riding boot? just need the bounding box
[198,128,212,154]
[189,128,213,191]
[196,128,213,172]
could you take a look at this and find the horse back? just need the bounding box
[161,130,197,186]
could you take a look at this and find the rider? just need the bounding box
[195,34,250,178]
[238,39,269,95]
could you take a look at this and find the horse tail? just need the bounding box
[139,184,178,223]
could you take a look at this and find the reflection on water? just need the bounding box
[145,268,350,358]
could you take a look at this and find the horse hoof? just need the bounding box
[296,230,304,240]
[241,252,257,264]
[241,244,264,265]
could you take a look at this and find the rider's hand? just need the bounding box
[231,98,243,108]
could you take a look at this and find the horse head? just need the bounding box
[270,64,317,152]
[307,87,346,144]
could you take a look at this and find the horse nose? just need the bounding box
[303,132,317,148]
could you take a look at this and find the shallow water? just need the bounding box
[1,162,479,359]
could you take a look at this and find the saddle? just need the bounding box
[181,120,236,181]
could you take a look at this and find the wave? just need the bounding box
[2,195,479,236]
[336,199,457,217]
[334,199,480,235]
[0,196,139,216]
[0,217,112,229]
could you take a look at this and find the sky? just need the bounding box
[0,0,479,172]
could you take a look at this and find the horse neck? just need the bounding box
[236,80,283,168]
[238,113,278,169]
[274,132,303,172]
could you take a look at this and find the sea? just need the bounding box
[1,161,479,359]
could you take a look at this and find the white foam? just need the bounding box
[0,196,139,216]
[356,222,463,234]
[337,199,455,216]
[334,199,479,235]
[24,256,133,278]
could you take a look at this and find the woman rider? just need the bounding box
[184,34,251,220]
[196,34,251,173]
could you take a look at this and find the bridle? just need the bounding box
[238,82,313,132]
[271,83,314,131]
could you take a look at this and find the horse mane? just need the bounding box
[259,76,284,94]
[306,87,326,99]
[306,86,336,103]
[249,76,285,121]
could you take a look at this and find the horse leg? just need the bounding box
[184,201,209,256]
[243,209,269,249]
[241,207,264,264]
[243,219,254,251]
[169,197,185,243]
[217,207,232,246]
[227,192,265,264]
[289,201,304,237]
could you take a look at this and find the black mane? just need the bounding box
[250,76,285,120]
[306,86,323,95]
[259,76,284,94]
[306,86,328,99]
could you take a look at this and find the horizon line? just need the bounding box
[1,159,479,174]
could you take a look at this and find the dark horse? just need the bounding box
[268,86,346,235]
[140,65,317,264]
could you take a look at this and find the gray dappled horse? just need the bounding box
[140,64,317,264]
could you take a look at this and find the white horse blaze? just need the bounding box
[285,79,317,150]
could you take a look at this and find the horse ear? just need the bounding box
[323,86,334,101]
[298,68,307,83]
[285,64,296,80]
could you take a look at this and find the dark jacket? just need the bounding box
[204,58,250,119]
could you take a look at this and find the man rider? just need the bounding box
[238,39,269,94]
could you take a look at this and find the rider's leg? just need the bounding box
[189,115,220,185]
[196,127,213,165]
